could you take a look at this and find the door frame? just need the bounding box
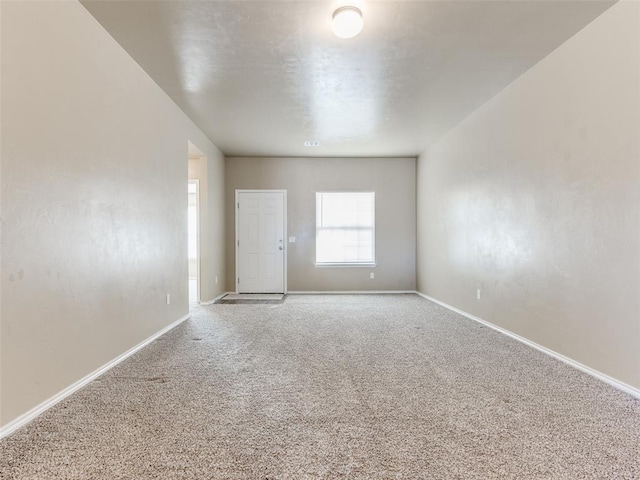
[235,189,287,294]
[188,179,200,303]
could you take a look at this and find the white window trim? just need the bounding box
[315,191,376,266]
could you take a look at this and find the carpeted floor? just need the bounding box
[1,294,639,479]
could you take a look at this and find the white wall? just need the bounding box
[226,157,416,292]
[0,1,225,427]
[417,2,640,389]
[188,152,226,303]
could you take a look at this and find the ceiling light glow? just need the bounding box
[332,6,363,39]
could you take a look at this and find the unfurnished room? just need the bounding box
[0,0,639,478]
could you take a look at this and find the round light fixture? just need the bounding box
[332,6,363,39]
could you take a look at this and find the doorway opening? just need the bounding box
[188,180,199,304]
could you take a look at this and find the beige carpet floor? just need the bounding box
[1,294,639,479]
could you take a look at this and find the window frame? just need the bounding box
[314,191,377,267]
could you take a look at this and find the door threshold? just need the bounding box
[217,293,285,305]
[224,294,284,300]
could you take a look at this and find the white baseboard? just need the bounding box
[199,291,231,305]
[202,291,415,301]
[415,291,640,400]
[288,290,416,295]
[0,313,191,439]
[5,293,635,439]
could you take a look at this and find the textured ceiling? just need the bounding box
[82,1,614,157]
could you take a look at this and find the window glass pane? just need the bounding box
[316,192,375,264]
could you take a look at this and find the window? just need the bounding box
[316,192,375,265]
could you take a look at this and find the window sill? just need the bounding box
[314,262,377,268]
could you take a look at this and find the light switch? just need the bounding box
[289,236,296,243]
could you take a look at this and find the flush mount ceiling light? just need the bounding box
[332,6,363,39]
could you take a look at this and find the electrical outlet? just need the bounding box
[370,272,375,279]
[166,294,171,305]
[289,236,296,243]
[476,289,481,300]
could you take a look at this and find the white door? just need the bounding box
[236,190,285,293]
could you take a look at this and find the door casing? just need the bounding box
[188,179,200,303]
[235,189,287,294]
